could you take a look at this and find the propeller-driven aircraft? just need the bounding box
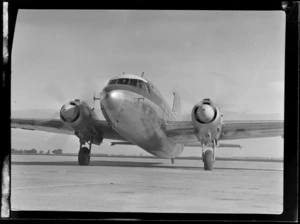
[11,73,284,170]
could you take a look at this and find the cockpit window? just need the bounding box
[137,80,150,93]
[129,79,137,86]
[108,78,149,94]
[108,79,117,85]
[117,78,130,85]
[145,84,150,93]
[137,80,143,89]
[146,83,151,93]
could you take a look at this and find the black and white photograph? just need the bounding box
[10,9,285,216]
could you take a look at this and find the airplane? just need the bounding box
[11,73,284,170]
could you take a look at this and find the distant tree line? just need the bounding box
[11,148,63,155]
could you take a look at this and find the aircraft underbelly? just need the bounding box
[103,91,183,158]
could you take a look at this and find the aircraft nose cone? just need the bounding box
[196,104,215,123]
[102,90,124,111]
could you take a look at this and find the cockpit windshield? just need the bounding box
[117,78,129,85]
[108,78,150,93]
[108,79,118,85]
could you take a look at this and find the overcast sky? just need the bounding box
[11,10,285,158]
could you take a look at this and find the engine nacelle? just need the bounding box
[60,99,93,130]
[192,98,219,124]
[191,99,223,143]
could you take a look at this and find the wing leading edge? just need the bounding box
[164,120,284,144]
[220,120,284,140]
[11,118,125,143]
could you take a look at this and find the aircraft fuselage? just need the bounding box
[100,75,184,158]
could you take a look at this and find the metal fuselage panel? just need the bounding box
[100,84,184,158]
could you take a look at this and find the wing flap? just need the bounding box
[183,142,243,149]
[110,141,134,146]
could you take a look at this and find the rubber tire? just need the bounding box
[78,147,90,166]
[204,150,214,171]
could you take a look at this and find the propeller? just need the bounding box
[43,76,99,108]
[43,81,67,105]
[171,72,284,121]
[170,72,239,120]
[41,76,100,151]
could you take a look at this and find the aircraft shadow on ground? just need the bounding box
[11,160,280,172]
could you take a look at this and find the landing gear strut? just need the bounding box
[202,140,217,171]
[171,158,175,164]
[78,138,92,166]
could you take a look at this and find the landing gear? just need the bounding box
[201,143,205,163]
[78,138,92,166]
[171,158,175,164]
[212,139,217,162]
[202,140,217,171]
[203,150,213,170]
[78,147,90,166]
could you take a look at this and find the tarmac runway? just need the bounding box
[11,155,283,214]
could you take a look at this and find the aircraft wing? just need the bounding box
[164,120,284,144]
[11,118,125,142]
[219,120,284,140]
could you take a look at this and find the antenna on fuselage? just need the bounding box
[141,72,144,77]
[92,92,101,111]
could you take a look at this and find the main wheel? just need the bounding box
[78,147,90,166]
[203,150,214,170]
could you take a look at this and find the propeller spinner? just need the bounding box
[60,101,80,123]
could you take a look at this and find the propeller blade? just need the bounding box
[43,81,66,105]
[170,72,240,119]
[80,76,100,106]
[206,72,239,109]
[45,133,75,153]
[43,76,101,150]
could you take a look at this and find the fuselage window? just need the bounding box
[117,78,130,85]
[129,79,138,87]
